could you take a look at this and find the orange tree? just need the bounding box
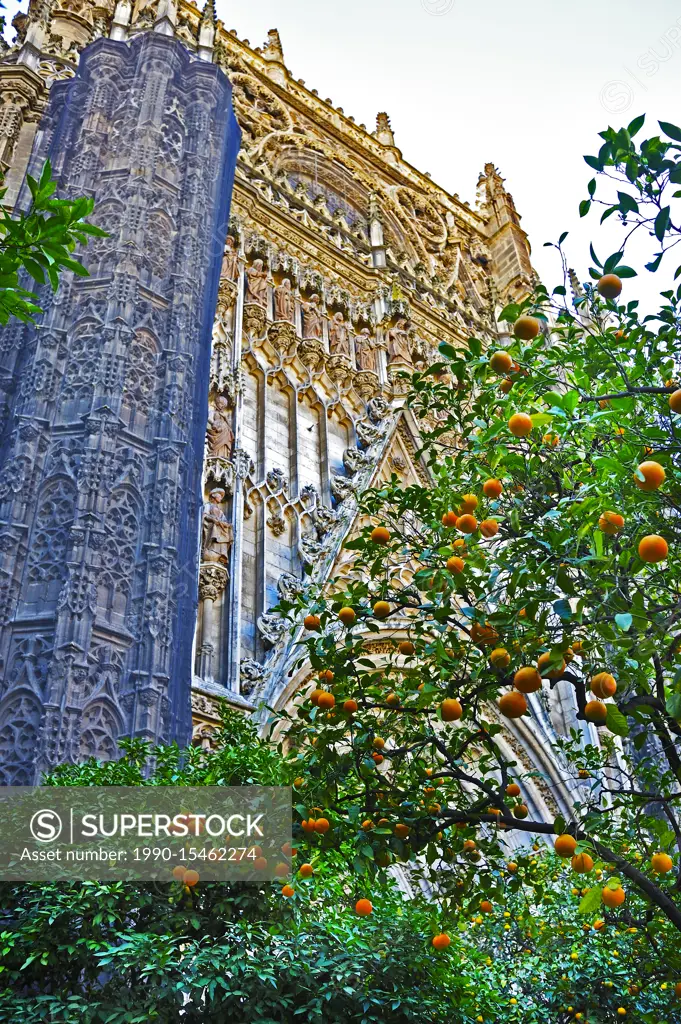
[277,115,681,966]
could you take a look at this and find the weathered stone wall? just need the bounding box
[0,30,239,782]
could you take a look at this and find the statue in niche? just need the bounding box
[386,318,413,365]
[301,293,323,339]
[328,311,351,357]
[274,277,294,322]
[245,258,268,307]
[220,235,239,281]
[202,488,234,565]
[354,327,377,372]
[207,395,234,459]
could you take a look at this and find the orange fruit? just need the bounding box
[675,982,681,998]
[315,817,330,834]
[584,700,608,724]
[571,853,594,873]
[298,863,314,878]
[499,691,528,718]
[500,378,514,394]
[399,640,415,656]
[432,932,451,950]
[172,865,187,882]
[339,607,356,626]
[343,698,358,713]
[386,692,400,707]
[441,698,463,722]
[514,315,540,340]
[513,666,542,693]
[490,350,513,374]
[591,672,617,699]
[480,900,493,914]
[309,688,323,706]
[371,526,391,544]
[543,432,560,447]
[470,622,498,645]
[638,534,668,563]
[507,862,518,872]
[597,274,622,300]
[373,737,385,750]
[513,804,529,819]
[490,647,511,669]
[441,510,459,527]
[446,555,465,574]
[634,460,665,491]
[459,494,479,514]
[184,869,200,887]
[671,390,681,414]
[554,834,577,858]
[457,513,478,534]
[505,782,521,797]
[304,614,320,631]
[301,819,316,834]
[355,898,373,916]
[253,857,268,871]
[508,413,533,437]
[394,823,410,839]
[372,752,384,764]
[593,919,605,930]
[373,600,391,619]
[483,478,503,499]
[317,692,335,710]
[599,511,624,535]
[319,669,334,684]
[651,852,673,873]
[601,885,625,909]
[480,518,499,538]
[281,884,295,897]
[463,839,476,852]
[537,652,566,680]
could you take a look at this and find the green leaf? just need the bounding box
[553,815,566,836]
[614,613,632,632]
[578,887,603,915]
[665,692,681,720]
[606,703,630,737]
[438,341,457,359]
[627,113,645,137]
[553,599,572,622]
[579,199,591,218]
[655,206,671,242]
[659,120,681,142]
[529,413,553,428]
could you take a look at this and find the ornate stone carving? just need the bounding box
[277,571,303,602]
[245,258,268,306]
[343,446,373,475]
[273,277,294,322]
[207,394,234,460]
[356,419,383,447]
[243,303,267,339]
[354,370,381,399]
[266,467,287,492]
[257,612,288,645]
[328,310,351,357]
[301,293,323,339]
[202,489,234,565]
[367,395,390,423]
[326,354,353,387]
[330,475,357,503]
[240,658,266,696]
[386,318,413,366]
[266,501,286,536]
[268,319,297,356]
[297,338,325,373]
[199,562,229,602]
[220,234,239,281]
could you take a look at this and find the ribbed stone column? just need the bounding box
[0,31,240,781]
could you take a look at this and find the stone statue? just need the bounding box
[274,277,294,322]
[220,235,239,281]
[386,318,412,365]
[207,395,234,459]
[328,311,350,357]
[202,488,234,565]
[245,258,268,307]
[354,327,376,372]
[301,293,323,339]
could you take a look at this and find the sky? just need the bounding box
[5,0,681,308]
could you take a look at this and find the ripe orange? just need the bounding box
[314,817,330,834]
[584,700,608,724]
[253,857,268,871]
[298,863,314,878]
[301,819,317,834]
[675,981,681,998]
[373,600,391,619]
[634,460,665,491]
[599,511,624,535]
[470,622,498,645]
[593,919,605,930]
[537,652,566,680]
[304,614,320,631]
[507,861,518,872]
[500,378,513,394]
[480,518,499,538]
[490,647,511,669]
[339,607,356,626]
[499,690,528,718]
[463,839,476,852]
[317,692,335,710]
[555,834,577,858]
[514,315,540,340]
[601,885,625,909]
[371,526,391,545]
[638,534,668,563]
[514,666,542,693]
[459,494,479,514]
[591,672,617,699]
[505,782,521,797]
[372,752,384,764]
[672,390,681,414]
[184,869,200,887]
[441,698,463,722]
[394,823,410,839]
[480,900,493,914]
[490,350,513,374]
[343,698,358,713]
[386,692,400,707]
[446,555,465,574]
[432,932,451,950]
[172,865,187,882]
[281,884,295,897]
[441,510,459,527]
[597,274,622,300]
[508,413,533,437]
[651,852,673,873]
[483,478,503,499]
[457,513,478,534]
[571,853,594,873]
[355,898,373,916]
[513,804,529,819]
[373,737,385,750]
[319,669,334,684]
[399,640,415,656]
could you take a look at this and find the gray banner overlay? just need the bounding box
[0,787,292,882]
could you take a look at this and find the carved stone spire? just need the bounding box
[154,0,177,37]
[197,0,216,62]
[263,28,284,63]
[368,191,386,269]
[374,112,395,147]
[110,0,132,41]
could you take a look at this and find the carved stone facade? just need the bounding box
[0,22,239,781]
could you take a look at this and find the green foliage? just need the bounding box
[0,161,105,324]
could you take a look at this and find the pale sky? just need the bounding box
[6,0,681,308]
